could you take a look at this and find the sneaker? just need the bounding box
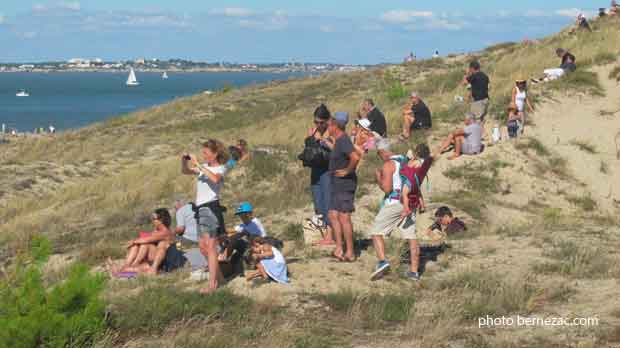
[310,214,324,227]
[189,269,209,282]
[404,271,420,281]
[370,260,391,281]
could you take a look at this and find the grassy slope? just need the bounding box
[2,18,620,347]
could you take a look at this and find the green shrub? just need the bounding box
[0,236,107,348]
[109,286,251,335]
[514,137,550,156]
[592,51,617,65]
[319,289,415,324]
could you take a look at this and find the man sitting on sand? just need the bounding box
[436,113,483,160]
[362,99,387,137]
[532,48,576,83]
[399,92,432,141]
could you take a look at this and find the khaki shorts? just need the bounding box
[470,98,489,122]
[367,202,416,240]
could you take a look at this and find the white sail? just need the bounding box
[162,71,169,79]
[16,89,30,97]
[126,68,140,86]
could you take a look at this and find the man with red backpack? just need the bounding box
[367,141,433,281]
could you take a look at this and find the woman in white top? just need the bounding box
[182,139,230,293]
[511,80,534,134]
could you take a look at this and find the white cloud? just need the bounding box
[32,4,47,12]
[0,15,5,25]
[426,19,463,31]
[20,31,38,39]
[212,7,254,17]
[381,10,433,23]
[60,1,81,11]
[554,8,595,18]
[236,11,288,31]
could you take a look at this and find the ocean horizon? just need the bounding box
[0,71,308,133]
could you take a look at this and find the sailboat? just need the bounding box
[16,89,30,97]
[162,71,169,80]
[126,68,140,86]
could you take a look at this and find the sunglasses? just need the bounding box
[314,120,326,125]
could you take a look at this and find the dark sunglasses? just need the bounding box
[314,120,326,125]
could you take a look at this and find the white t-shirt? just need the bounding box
[195,164,227,205]
[234,217,267,237]
[176,204,198,242]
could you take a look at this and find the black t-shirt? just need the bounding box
[411,100,432,129]
[329,134,357,192]
[579,19,591,31]
[367,107,387,137]
[429,217,466,235]
[466,71,490,101]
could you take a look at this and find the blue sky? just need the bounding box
[0,1,601,64]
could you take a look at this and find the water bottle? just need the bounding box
[492,125,501,143]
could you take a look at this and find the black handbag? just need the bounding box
[298,130,330,168]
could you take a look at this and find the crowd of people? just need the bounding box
[103,9,613,291]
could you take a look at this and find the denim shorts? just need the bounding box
[197,206,221,238]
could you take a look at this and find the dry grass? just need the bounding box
[2,17,620,348]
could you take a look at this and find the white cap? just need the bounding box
[357,118,372,131]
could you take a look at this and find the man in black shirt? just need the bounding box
[362,99,387,137]
[399,92,432,141]
[462,61,490,122]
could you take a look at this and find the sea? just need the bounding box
[0,71,308,132]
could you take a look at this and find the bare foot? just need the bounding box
[144,268,158,276]
[448,153,460,160]
[199,286,217,294]
[315,239,336,246]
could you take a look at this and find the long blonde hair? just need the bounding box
[202,139,230,165]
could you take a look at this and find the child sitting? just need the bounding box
[506,105,522,139]
[231,202,267,238]
[245,237,289,284]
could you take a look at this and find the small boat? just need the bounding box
[16,89,30,97]
[126,68,140,86]
[162,71,169,80]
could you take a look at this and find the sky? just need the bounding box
[0,1,603,64]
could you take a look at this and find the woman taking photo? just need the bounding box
[511,79,534,135]
[182,139,230,293]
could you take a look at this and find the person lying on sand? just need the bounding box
[531,48,576,83]
[245,237,289,284]
[107,208,174,276]
[435,113,483,160]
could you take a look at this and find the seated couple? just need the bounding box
[436,113,483,160]
[107,208,182,277]
[532,48,576,83]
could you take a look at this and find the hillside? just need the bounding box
[2,17,620,348]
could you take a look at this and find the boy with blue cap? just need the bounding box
[232,202,267,238]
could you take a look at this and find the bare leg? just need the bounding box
[131,244,150,267]
[372,235,386,261]
[448,135,464,160]
[200,235,223,293]
[409,239,420,273]
[122,245,140,268]
[146,242,170,275]
[437,133,456,154]
[402,115,414,138]
[329,210,344,259]
[256,262,269,280]
[339,213,355,261]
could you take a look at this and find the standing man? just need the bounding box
[367,141,433,281]
[328,112,361,262]
[400,92,432,141]
[362,99,387,138]
[462,61,490,122]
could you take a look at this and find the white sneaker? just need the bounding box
[311,214,324,228]
[189,269,209,282]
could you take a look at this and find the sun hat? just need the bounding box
[235,202,253,215]
[357,118,372,131]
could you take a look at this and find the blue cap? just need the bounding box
[235,202,253,215]
[333,111,349,126]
